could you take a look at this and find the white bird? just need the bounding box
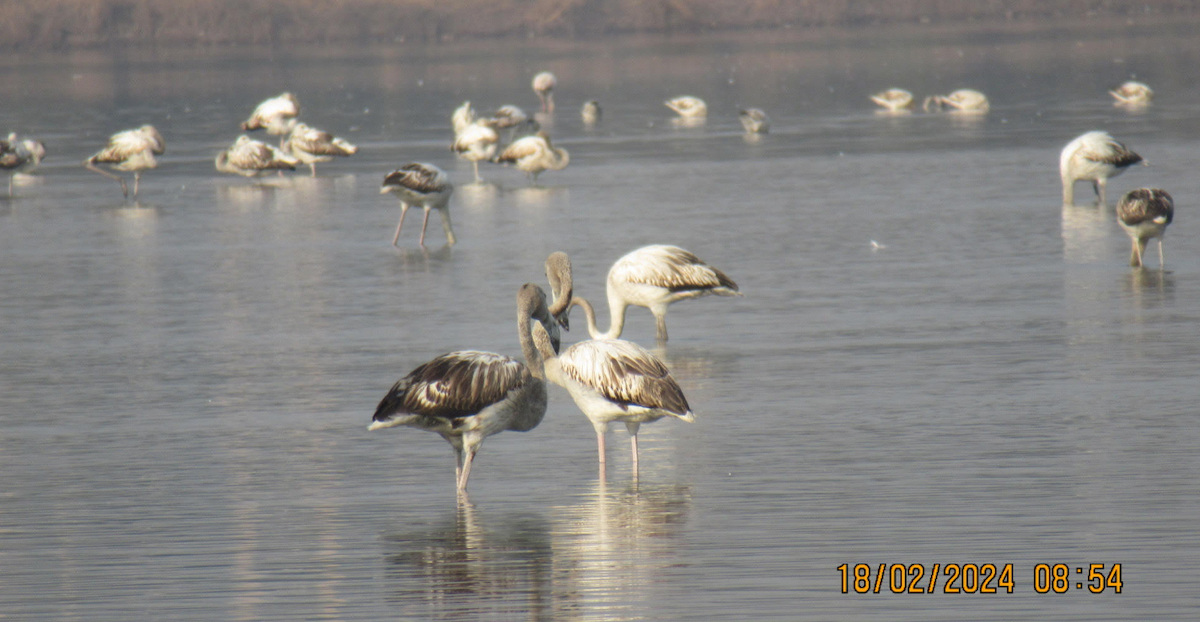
[241,92,301,146]
[83,125,165,199]
[738,108,770,134]
[531,319,694,477]
[489,105,535,143]
[215,135,299,177]
[495,130,569,186]
[1060,131,1145,207]
[369,283,554,493]
[451,101,476,135]
[566,245,741,345]
[381,163,456,247]
[1116,188,1173,268]
[285,123,357,177]
[0,133,46,197]
[664,96,707,119]
[870,88,915,111]
[451,119,500,183]
[532,71,557,113]
[1110,81,1153,106]
[581,100,602,125]
[922,89,989,112]
[544,251,574,353]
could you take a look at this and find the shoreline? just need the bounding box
[2,0,1197,51]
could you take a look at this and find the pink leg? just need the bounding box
[458,447,477,492]
[309,163,317,177]
[418,207,432,247]
[631,434,640,478]
[392,204,410,246]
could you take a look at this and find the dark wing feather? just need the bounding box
[1117,189,1174,227]
[373,351,531,424]
[1089,138,1143,168]
[562,341,691,416]
[383,164,443,194]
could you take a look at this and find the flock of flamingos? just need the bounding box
[0,72,1173,496]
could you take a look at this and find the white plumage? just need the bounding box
[452,119,500,183]
[83,125,165,199]
[664,96,707,119]
[285,123,358,177]
[532,321,693,477]
[451,101,476,135]
[870,88,914,111]
[241,92,301,141]
[369,283,553,493]
[1116,188,1174,268]
[567,245,741,345]
[581,100,602,125]
[381,162,456,247]
[922,89,989,112]
[215,135,299,177]
[495,130,569,186]
[1110,81,1153,106]
[738,108,770,134]
[532,72,557,113]
[0,133,46,197]
[1060,131,1145,207]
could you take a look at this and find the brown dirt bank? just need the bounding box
[2,0,1197,50]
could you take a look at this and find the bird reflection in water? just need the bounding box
[382,500,554,621]
[1124,268,1175,309]
[454,181,499,210]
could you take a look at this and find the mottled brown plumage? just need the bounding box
[84,125,165,199]
[215,135,298,177]
[380,163,456,247]
[1116,188,1174,268]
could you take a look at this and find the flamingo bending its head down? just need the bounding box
[494,130,569,186]
[215,135,298,177]
[0,133,46,196]
[1116,188,1173,268]
[532,72,557,113]
[381,163,456,247]
[1060,130,1145,207]
[285,123,358,177]
[83,125,165,200]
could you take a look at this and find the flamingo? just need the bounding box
[581,100,602,125]
[83,125,165,200]
[0,133,46,197]
[922,89,989,112]
[381,163,456,247]
[738,108,770,134]
[664,96,707,119]
[870,88,914,111]
[215,135,299,177]
[451,119,500,183]
[544,251,574,353]
[240,92,301,147]
[1060,131,1145,207]
[489,105,535,142]
[494,130,569,186]
[1110,81,1153,106]
[532,72,557,113]
[530,320,693,478]
[566,245,740,346]
[1116,188,1173,268]
[285,123,358,177]
[451,101,476,135]
[369,283,554,493]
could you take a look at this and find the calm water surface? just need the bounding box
[3,19,1200,620]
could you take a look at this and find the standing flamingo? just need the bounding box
[285,123,358,177]
[241,92,301,147]
[566,245,741,345]
[1060,131,1145,207]
[532,72,557,113]
[1116,188,1174,268]
[381,163,456,247]
[494,130,569,186]
[83,125,165,200]
[215,135,299,177]
[531,321,693,478]
[369,283,554,493]
[451,118,500,183]
[0,133,46,197]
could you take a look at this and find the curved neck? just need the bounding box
[517,303,546,380]
[571,295,624,340]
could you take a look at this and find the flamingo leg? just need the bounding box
[631,434,640,480]
[458,446,477,492]
[472,160,482,183]
[418,206,433,248]
[310,163,317,178]
[654,313,669,345]
[392,203,410,246]
[438,206,457,245]
[1097,178,1108,207]
[596,429,607,466]
[1158,238,1165,268]
[1130,238,1144,267]
[85,161,129,198]
[133,172,142,199]
[8,174,13,197]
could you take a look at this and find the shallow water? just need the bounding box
[3,19,1200,620]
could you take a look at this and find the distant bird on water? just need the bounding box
[531,319,694,478]
[381,162,456,247]
[241,92,301,146]
[870,88,915,111]
[1060,131,1145,207]
[566,245,741,346]
[581,100,602,125]
[285,123,358,177]
[451,118,500,183]
[1110,81,1153,106]
[738,108,770,134]
[369,283,554,494]
[532,72,557,113]
[665,96,707,119]
[84,125,165,200]
[1116,188,1173,268]
[495,130,569,186]
[922,89,989,112]
[215,135,298,177]
[0,133,46,197]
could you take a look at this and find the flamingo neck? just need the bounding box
[517,303,546,381]
[572,295,624,340]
